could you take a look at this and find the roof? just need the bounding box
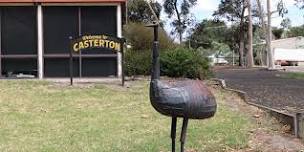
[0,0,126,3]
[272,36,303,43]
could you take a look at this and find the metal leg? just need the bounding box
[180,118,188,152]
[171,117,177,152]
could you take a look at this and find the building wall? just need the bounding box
[0,3,123,78]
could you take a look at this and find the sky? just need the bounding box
[158,0,304,40]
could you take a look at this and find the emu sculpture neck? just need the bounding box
[151,25,160,80]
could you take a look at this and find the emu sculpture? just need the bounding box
[148,24,217,152]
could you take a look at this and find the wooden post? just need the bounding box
[121,38,125,86]
[78,6,82,78]
[69,36,73,86]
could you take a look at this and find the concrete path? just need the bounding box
[215,67,304,113]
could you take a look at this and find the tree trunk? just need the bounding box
[256,0,268,66]
[267,0,274,69]
[239,7,246,67]
[173,0,183,43]
[247,0,254,67]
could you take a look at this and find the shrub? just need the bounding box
[160,48,212,79]
[125,48,212,79]
[124,22,176,77]
[125,49,151,76]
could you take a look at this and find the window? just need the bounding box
[1,6,37,55]
[43,6,78,54]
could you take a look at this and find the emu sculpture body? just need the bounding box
[149,24,217,152]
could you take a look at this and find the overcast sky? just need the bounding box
[158,0,304,39]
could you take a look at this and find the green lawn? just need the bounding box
[0,80,252,152]
[283,72,304,80]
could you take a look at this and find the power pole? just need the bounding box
[247,0,254,67]
[267,0,275,69]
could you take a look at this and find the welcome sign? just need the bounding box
[72,35,122,52]
[69,34,125,86]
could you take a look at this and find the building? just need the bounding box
[272,36,304,49]
[272,36,304,66]
[0,0,126,79]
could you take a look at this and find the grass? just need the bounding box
[0,80,252,152]
[283,72,304,80]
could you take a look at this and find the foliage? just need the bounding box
[189,19,229,49]
[125,49,151,76]
[277,0,289,17]
[272,28,284,39]
[125,47,212,79]
[124,22,174,51]
[163,0,197,42]
[196,42,231,57]
[123,23,175,77]
[213,0,247,66]
[127,0,162,23]
[286,25,304,37]
[160,48,212,79]
[296,0,304,9]
[213,0,246,22]
[280,18,291,29]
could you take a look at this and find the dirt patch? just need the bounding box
[248,130,304,152]
[209,84,304,152]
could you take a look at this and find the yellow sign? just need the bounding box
[72,35,122,52]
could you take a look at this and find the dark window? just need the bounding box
[44,58,79,77]
[43,7,78,54]
[82,58,117,77]
[42,6,118,77]
[2,59,37,76]
[81,6,117,54]
[1,7,37,55]
[81,6,117,36]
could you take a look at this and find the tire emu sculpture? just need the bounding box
[148,24,217,152]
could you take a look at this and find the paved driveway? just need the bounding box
[215,68,304,112]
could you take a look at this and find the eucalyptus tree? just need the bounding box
[163,0,197,43]
[255,0,288,68]
[214,0,247,66]
[128,0,162,23]
[296,0,304,9]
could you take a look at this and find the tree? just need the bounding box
[124,22,174,51]
[127,0,162,23]
[287,25,304,37]
[214,0,247,66]
[247,0,254,67]
[280,18,291,29]
[189,19,229,49]
[163,0,197,43]
[254,0,288,68]
[255,0,268,66]
[296,0,304,9]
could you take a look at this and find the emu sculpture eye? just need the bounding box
[147,23,217,152]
